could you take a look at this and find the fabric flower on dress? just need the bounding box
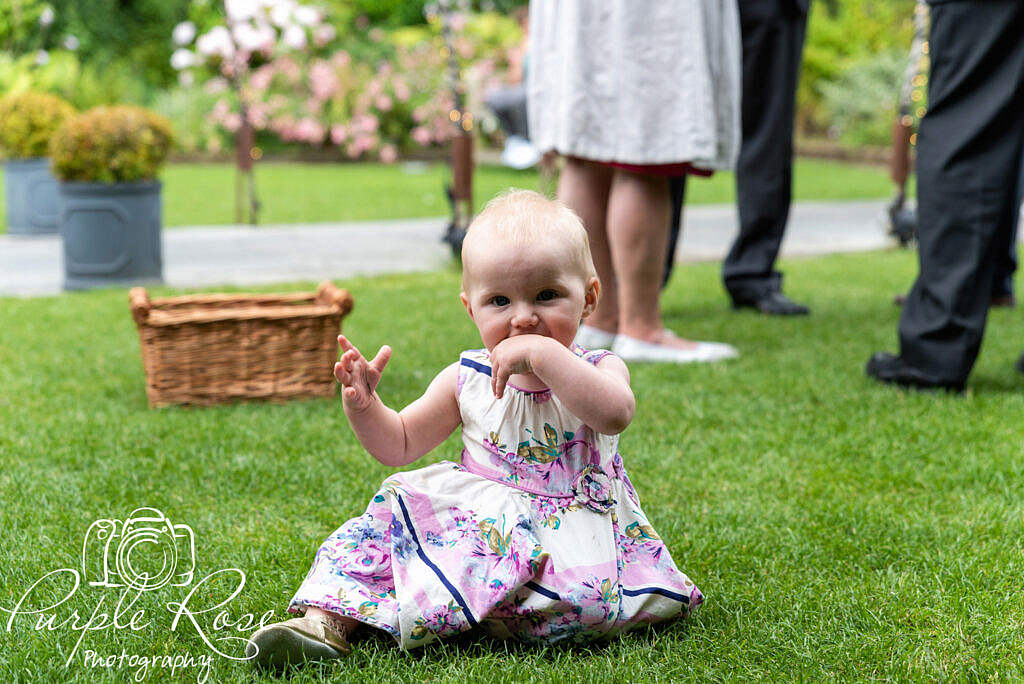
[571,464,615,513]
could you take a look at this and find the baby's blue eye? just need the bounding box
[537,290,558,302]
[491,296,510,306]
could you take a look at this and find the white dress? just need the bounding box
[527,0,741,170]
[289,347,703,647]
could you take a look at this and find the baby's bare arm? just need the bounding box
[344,361,461,467]
[529,338,634,435]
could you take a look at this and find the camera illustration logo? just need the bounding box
[82,507,195,592]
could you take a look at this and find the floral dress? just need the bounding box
[289,346,703,647]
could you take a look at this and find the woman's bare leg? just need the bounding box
[558,157,616,332]
[606,169,697,348]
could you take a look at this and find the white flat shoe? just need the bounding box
[612,333,738,364]
[574,324,616,350]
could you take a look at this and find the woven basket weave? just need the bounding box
[130,281,354,407]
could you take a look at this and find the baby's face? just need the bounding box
[460,240,597,353]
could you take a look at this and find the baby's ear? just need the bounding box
[460,292,474,319]
[581,277,600,318]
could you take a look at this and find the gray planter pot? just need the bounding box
[59,180,164,291]
[3,157,61,235]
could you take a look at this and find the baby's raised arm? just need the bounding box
[335,335,461,467]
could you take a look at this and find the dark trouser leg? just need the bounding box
[485,85,529,139]
[663,176,687,289]
[723,1,807,302]
[991,151,1024,298]
[899,0,1024,384]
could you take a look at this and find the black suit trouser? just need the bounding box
[899,0,1024,383]
[721,0,808,301]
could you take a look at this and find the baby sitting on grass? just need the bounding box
[246,190,703,669]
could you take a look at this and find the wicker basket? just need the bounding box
[130,281,354,407]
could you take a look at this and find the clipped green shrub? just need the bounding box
[50,106,174,183]
[0,91,76,159]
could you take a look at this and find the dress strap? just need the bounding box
[457,349,490,398]
[581,348,614,366]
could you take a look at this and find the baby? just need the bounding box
[246,190,703,669]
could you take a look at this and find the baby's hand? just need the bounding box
[490,335,545,398]
[334,334,391,412]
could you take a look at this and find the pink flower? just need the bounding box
[379,144,398,163]
[353,133,374,152]
[353,114,378,134]
[249,65,274,91]
[330,124,347,144]
[247,103,269,129]
[223,112,242,132]
[411,126,431,146]
[393,79,410,102]
[375,95,393,112]
[365,78,383,99]
[331,50,351,69]
[294,117,325,143]
[313,24,336,47]
[211,98,231,119]
[309,59,339,100]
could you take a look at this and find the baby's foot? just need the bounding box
[245,615,350,670]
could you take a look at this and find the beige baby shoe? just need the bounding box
[245,615,351,670]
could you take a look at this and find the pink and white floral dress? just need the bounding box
[289,346,703,647]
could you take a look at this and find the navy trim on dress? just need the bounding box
[524,581,561,600]
[397,496,478,627]
[460,357,492,377]
[526,581,688,604]
[620,586,690,604]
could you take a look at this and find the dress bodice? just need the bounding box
[456,346,621,506]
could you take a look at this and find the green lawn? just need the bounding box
[0,158,904,233]
[2,250,1023,681]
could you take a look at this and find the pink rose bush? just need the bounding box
[168,4,521,161]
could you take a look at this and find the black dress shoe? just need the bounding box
[732,291,810,316]
[865,352,965,393]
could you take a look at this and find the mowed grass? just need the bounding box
[2,249,1023,682]
[0,158,902,232]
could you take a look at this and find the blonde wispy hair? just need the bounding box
[461,189,598,291]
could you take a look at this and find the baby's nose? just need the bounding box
[511,307,539,328]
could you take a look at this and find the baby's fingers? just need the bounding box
[337,334,365,360]
[333,361,351,385]
[492,364,510,399]
[369,345,392,375]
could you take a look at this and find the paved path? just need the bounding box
[1,200,899,296]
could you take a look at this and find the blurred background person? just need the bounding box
[528,0,743,363]
[867,0,1024,391]
[484,7,540,170]
[665,0,811,316]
